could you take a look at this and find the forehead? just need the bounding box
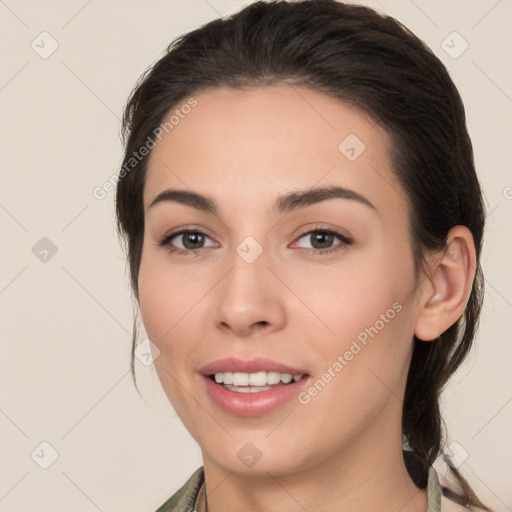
[143,85,406,219]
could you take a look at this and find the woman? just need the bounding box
[115,1,490,510]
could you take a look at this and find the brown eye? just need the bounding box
[294,229,352,254]
[179,232,206,249]
[158,230,217,254]
[310,231,335,249]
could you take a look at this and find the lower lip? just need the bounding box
[202,375,309,417]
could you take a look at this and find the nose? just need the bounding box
[213,246,287,337]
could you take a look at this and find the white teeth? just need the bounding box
[213,371,304,386]
[223,384,272,393]
[266,371,281,385]
[248,371,267,386]
[232,372,249,386]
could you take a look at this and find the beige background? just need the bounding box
[0,0,511,510]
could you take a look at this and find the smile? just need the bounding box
[202,372,309,416]
[213,370,305,390]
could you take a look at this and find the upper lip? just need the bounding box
[199,357,309,376]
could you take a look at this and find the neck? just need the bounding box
[200,414,427,512]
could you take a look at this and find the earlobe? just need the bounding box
[414,226,477,342]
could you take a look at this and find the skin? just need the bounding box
[137,85,476,512]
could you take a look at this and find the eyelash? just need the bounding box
[158,227,352,256]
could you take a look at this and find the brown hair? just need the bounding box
[115,1,488,508]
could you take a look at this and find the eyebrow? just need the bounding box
[147,185,378,215]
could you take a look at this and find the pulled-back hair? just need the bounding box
[115,1,488,508]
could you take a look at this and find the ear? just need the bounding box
[414,226,477,342]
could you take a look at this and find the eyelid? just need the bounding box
[171,231,217,249]
[159,225,216,243]
[290,226,352,253]
[291,223,353,244]
[157,226,219,256]
[158,224,352,256]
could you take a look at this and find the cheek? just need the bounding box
[291,242,416,394]
[138,264,176,346]
[295,299,414,449]
[289,249,413,339]
[138,245,203,345]
[137,247,216,393]
[137,254,205,414]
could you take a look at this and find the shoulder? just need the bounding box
[153,466,204,512]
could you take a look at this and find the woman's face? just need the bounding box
[138,85,425,476]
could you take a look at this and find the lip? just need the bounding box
[199,357,310,417]
[201,374,310,417]
[199,357,309,376]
